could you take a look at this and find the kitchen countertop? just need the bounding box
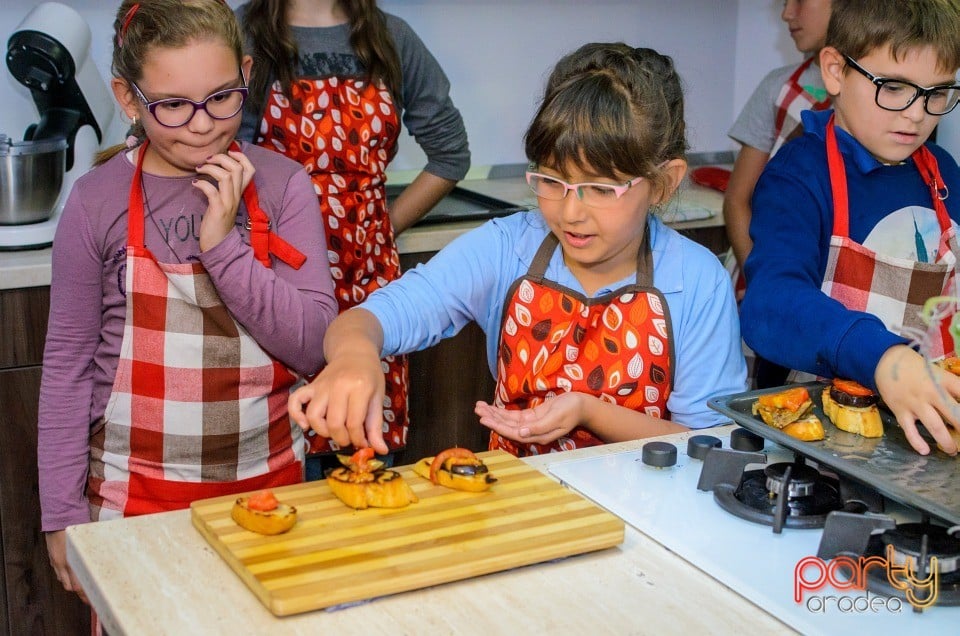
[0,172,726,291]
[65,425,795,635]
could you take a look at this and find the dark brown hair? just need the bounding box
[241,0,403,118]
[96,0,243,165]
[524,43,687,197]
[828,0,960,72]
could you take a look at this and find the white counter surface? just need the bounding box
[66,426,794,635]
[0,175,725,290]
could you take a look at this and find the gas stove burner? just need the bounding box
[884,523,960,576]
[819,512,960,607]
[764,462,821,498]
[697,448,883,533]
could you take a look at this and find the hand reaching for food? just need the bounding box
[875,345,960,455]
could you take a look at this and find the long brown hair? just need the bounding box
[525,43,687,197]
[96,0,244,165]
[242,0,403,118]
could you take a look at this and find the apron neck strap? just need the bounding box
[528,222,654,286]
[126,140,306,270]
[826,114,950,238]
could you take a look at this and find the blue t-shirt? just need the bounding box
[741,109,960,387]
[361,210,747,429]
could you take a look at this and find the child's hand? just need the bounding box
[875,345,960,455]
[194,149,255,252]
[45,531,89,605]
[474,392,585,445]
[288,350,389,455]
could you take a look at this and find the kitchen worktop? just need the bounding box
[65,425,795,635]
[0,170,726,290]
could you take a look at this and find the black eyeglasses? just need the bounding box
[131,68,248,128]
[843,55,960,116]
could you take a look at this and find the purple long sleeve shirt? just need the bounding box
[38,142,337,531]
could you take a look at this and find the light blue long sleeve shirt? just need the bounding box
[362,210,747,428]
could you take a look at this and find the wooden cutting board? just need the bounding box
[191,450,624,616]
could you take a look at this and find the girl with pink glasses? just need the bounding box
[289,43,746,457]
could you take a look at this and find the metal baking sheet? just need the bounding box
[386,185,529,226]
[708,382,960,525]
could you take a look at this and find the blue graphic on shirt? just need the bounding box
[862,205,959,262]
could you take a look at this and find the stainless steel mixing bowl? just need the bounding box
[0,134,67,225]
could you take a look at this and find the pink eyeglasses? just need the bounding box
[525,171,645,208]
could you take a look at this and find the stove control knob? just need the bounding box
[730,427,764,452]
[641,441,677,468]
[687,434,722,460]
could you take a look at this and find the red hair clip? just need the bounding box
[118,3,140,48]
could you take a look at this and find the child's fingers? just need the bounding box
[896,412,932,455]
[288,385,314,430]
[227,149,256,191]
[364,398,389,455]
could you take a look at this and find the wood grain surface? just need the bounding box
[191,451,624,616]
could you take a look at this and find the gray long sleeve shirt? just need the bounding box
[235,6,470,181]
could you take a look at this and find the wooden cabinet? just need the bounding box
[394,252,495,465]
[0,287,89,636]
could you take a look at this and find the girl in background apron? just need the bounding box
[257,75,409,456]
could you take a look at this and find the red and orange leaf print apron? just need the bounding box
[87,142,305,519]
[491,231,674,457]
[790,115,959,381]
[256,76,409,453]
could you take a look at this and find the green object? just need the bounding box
[803,85,829,102]
[921,295,960,353]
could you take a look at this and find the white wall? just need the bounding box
[0,0,801,171]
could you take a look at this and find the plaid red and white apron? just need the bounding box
[87,141,306,519]
[490,232,674,456]
[790,115,958,381]
[771,57,831,155]
[256,76,409,453]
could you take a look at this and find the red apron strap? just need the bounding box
[229,140,306,270]
[127,140,150,247]
[825,114,850,237]
[774,58,815,135]
[913,144,952,234]
[241,178,307,270]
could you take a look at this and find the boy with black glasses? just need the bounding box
[741,0,960,456]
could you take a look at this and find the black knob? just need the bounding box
[730,427,764,452]
[687,434,722,460]
[642,441,677,467]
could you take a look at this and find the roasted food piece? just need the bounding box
[752,387,815,427]
[413,448,497,492]
[936,356,960,376]
[752,386,825,441]
[231,489,297,535]
[780,413,826,441]
[326,448,418,509]
[821,379,883,438]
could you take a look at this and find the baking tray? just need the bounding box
[709,382,960,525]
[386,185,529,226]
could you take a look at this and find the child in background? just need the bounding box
[741,0,960,455]
[39,0,337,600]
[725,0,832,273]
[236,0,471,465]
[725,0,832,389]
[289,43,747,457]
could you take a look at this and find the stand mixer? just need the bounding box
[1,2,113,250]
